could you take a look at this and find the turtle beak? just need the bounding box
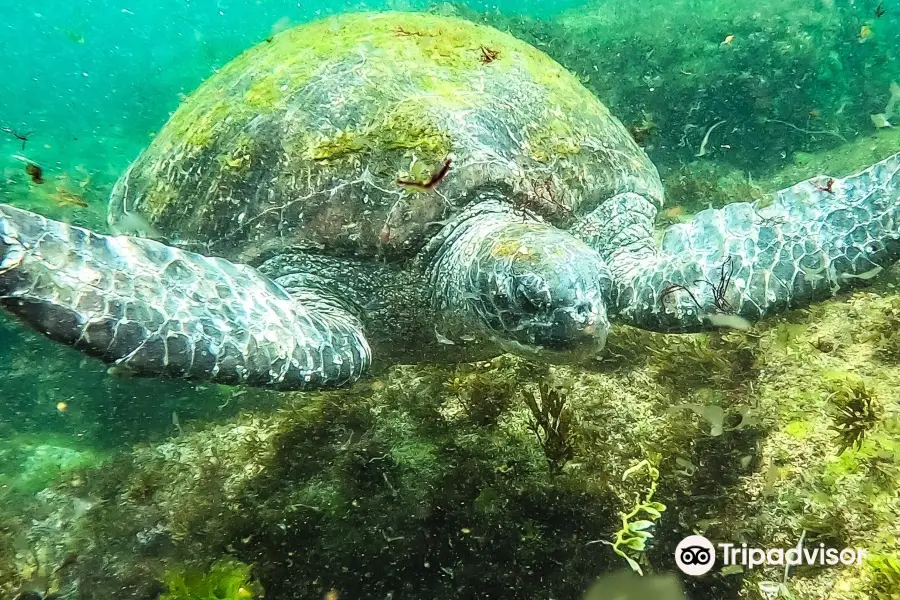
[529,299,609,358]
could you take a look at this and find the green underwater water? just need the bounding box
[0,1,899,599]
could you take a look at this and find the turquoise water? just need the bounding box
[1,1,899,599]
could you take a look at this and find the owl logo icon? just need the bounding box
[675,535,716,575]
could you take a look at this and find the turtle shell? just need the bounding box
[108,11,663,264]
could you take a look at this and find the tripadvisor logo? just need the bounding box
[675,535,867,576]
[675,535,717,576]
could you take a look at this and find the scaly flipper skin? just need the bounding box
[574,152,900,332]
[0,204,371,389]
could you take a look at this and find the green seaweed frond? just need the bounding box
[862,553,900,600]
[161,558,263,600]
[522,379,576,474]
[593,455,667,576]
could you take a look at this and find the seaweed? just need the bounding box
[591,457,666,576]
[650,330,761,394]
[863,553,900,600]
[824,373,880,453]
[160,559,263,600]
[521,380,575,474]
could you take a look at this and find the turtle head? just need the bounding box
[428,205,614,362]
[490,231,613,361]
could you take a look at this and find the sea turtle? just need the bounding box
[1,12,898,390]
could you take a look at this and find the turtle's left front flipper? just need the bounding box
[579,152,900,332]
[0,204,371,389]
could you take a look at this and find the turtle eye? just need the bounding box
[514,273,552,312]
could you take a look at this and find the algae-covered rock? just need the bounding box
[0,352,737,599]
[2,280,900,599]
[0,437,103,501]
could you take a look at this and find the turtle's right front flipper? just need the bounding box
[0,204,371,390]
